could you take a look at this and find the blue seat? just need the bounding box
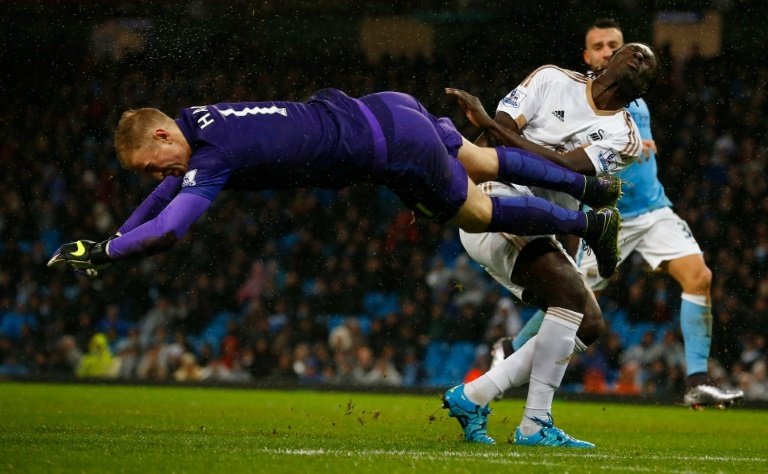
[325,314,372,335]
[444,342,476,384]
[357,317,371,335]
[606,308,629,328]
[326,314,346,332]
[624,321,655,347]
[423,341,451,386]
[278,232,300,252]
[197,311,235,353]
[424,342,477,387]
[40,229,61,256]
[363,292,399,318]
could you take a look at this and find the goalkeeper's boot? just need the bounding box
[441,384,495,444]
[684,384,744,410]
[582,207,621,279]
[514,413,595,448]
[581,175,622,209]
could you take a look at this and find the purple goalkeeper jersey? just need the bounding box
[175,90,386,199]
[110,88,466,260]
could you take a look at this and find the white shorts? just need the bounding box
[459,182,577,300]
[577,206,702,290]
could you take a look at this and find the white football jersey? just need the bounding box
[497,65,642,175]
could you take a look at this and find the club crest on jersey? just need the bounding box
[502,88,527,108]
[182,169,198,187]
[588,129,605,142]
[597,151,619,173]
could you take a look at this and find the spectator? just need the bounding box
[55,335,82,373]
[328,318,364,354]
[76,333,120,378]
[484,297,522,345]
[241,336,276,379]
[174,352,205,382]
[621,331,657,368]
[114,327,141,379]
[352,345,378,385]
[0,354,30,376]
[0,302,37,341]
[613,361,641,396]
[645,330,686,374]
[464,352,490,384]
[1,10,765,401]
[136,343,167,381]
[138,296,182,349]
[96,304,131,344]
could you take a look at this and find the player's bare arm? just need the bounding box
[446,88,596,175]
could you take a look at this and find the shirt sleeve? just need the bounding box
[177,146,232,201]
[582,112,643,174]
[117,176,183,235]
[628,99,656,160]
[496,66,553,128]
[107,193,213,260]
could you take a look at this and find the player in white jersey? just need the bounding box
[497,65,642,176]
[491,63,642,217]
[505,19,743,409]
[441,42,659,448]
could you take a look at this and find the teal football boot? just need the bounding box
[441,384,495,444]
[514,413,595,448]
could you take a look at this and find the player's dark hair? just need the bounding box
[635,43,659,97]
[590,18,622,33]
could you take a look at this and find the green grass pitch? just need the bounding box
[1,382,767,473]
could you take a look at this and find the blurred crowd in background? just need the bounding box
[1,4,767,402]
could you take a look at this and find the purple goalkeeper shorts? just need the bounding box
[358,91,468,223]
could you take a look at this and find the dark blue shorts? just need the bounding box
[359,92,468,223]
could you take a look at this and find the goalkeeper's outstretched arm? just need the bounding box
[117,175,183,235]
[108,192,211,259]
[48,192,212,271]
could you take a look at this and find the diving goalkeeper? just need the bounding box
[48,88,623,275]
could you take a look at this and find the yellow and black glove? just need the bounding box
[47,239,112,276]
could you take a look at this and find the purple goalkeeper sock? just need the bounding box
[496,147,586,198]
[485,196,587,235]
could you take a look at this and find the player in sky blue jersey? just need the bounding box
[505,19,743,408]
[48,88,624,276]
[615,98,671,217]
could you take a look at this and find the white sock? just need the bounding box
[681,293,708,306]
[463,374,501,406]
[520,307,583,435]
[465,337,537,406]
[487,336,536,388]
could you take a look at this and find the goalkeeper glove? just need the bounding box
[47,239,112,272]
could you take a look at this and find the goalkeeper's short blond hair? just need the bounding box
[114,108,174,168]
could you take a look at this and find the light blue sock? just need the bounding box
[512,309,546,351]
[680,293,712,376]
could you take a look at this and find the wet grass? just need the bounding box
[1,382,766,473]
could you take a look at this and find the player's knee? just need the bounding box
[684,264,713,294]
[449,187,492,232]
[697,265,713,290]
[457,143,498,182]
[547,277,589,311]
[577,304,605,347]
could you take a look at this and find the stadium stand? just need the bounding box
[1,3,766,401]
